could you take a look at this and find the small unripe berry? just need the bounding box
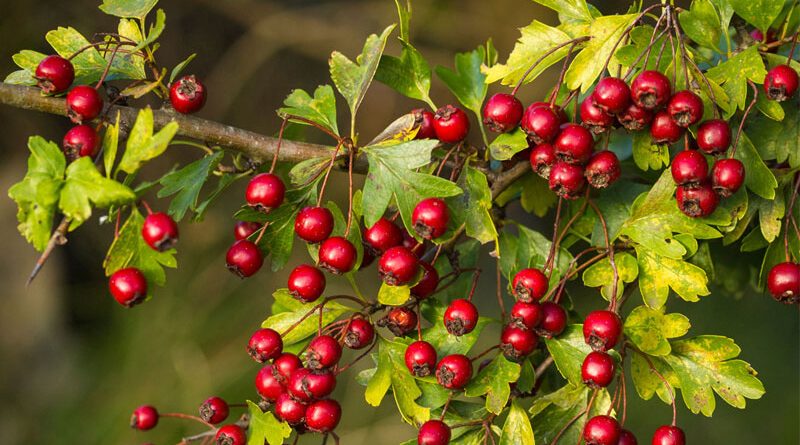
[233,221,261,240]
[522,104,561,144]
[631,70,672,110]
[288,264,326,302]
[435,354,473,389]
[245,173,285,213]
[585,150,621,189]
[413,108,437,139]
[536,302,567,338]
[318,236,358,274]
[405,340,437,377]
[379,246,420,285]
[764,64,799,101]
[418,419,451,445]
[109,267,148,307]
[169,75,207,114]
[62,124,100,160]
[582,351,616,388]
[676,182,718,218]
[583,310,623,351]
[483,93,524,133]
[650,110,684,145]
[214,424,246,445]
[226,240,263,278]
[294,206,334,243]
[142,212,179,252]
[697,119,731,154]
[305,399,342,433]
[66,85,103,123]
[549,161,587,199]
[305,335,342,369]
[433,105,470,143]
[593,77,631,114]
[248,328,283,363]
[767,262,800,303]
[651,425,686,445]
[412,198,449,240]
[583,415,621,445]
[411,261,439,299]
[379,306,418,337]
[530,143,557,178]
[500,325,539,360]
[711,158,745,198]
[35,55,74,94]
[130,405,159,430]
[512,268,548,302]
[667,90,704,127]
[443,298,479,336]
[199,396,229,425]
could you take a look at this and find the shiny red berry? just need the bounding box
[226,240,263,277]
[435,354,473,389]
[418,420,451,445]
[530,143,557,178]
[767,262,800,303]
[522,104,561,144]
[379,306,418,337]
[405,340,437,377]
[618,429,638,445]
[549,161,587,199]
[344,317,375,349]
[512,268,548,302]
[273,353,303,382]
[288,264,326,302]
[169,75,206,114]
[66,85,103,123]
[583,310,622,352]
[274,393,306,424]
[618,102,653,131]
[413,108,437,139]
[412,261,439,299]
[650,110,684,144]
[199,396,229,424]
[294,206,334,243]
[433,105,470,143]
[142,212,179,252]
[318,236,357,274]
[500,325,539,360]
[214,424,246,445]
[580,97,615,134]
[443,298,479,336]
[667,90,704,128]
[582,351,616,388]
[711,158,745,198]
[379,246,420,285]
[510,301,542,330]
[483,93,524,133]
[412,198,449,240]
[306,335,342,369]
[305,399,341,433]
[536,302,567,338]
[585,150,621,189]
[593,77,631,114]
[288,368,337,401]
[364,217,403,254]
[248,328,283,363]
[255,366,285,401]
[245,173,285,213]
[671,150,708,188]
[554,123,594,165]
[35,55,74,94]
[697,119,731,154]
[131,405,159,430]
[234,221,261,240]
[62,124,99,160]
[109,267,148,307]
[651,425,686,445]
[631,70,672,110]
[764,64,799,101]
[676,182,718,218]
[583,415,621,445]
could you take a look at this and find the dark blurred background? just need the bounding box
[0,1,797,444]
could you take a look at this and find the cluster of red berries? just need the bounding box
[412,105,471,143]
[583,415,685,445]
[131,396,246,444]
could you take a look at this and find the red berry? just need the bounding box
[402,228,422,251]
[618,102,653,131]
[306,335,342,369]
[412,198,449,240]
[379,246,420,285]
[66,85,103,124]
[651,425,686,445]
[247,328,283,363]
[294,206,334,243]
[142,212,179,252]
[233,221,261,240]
[288,264,326,302]
[585,150,621,189]
[435,354,473,389]
[583,310,622,352]
[764,64,799,101]
[530,143,557,178]
[767,262,800,303]
[510,301,543,330]
[214,424,246,445]
[676,182,718,218]
[583,415,622,445]
[62,124,99,160]
[671,150,709,188]
[226,240,263,278]
[711,158,745,198]
[697,119,731,154]
[413,108,437,139]
[411,261,439,299]
[618,429,638,445]
[35,55,74,94]
[273,353,303,382]
[364,217,403,254]
[593,77,631,114]
[255,365,284,401]
[500,325,539,360]
[433,105,470,143]
[274,393,306,424]
[418,420,451,445]
[631,70,672,110]
[582,351,616,388]
[288,368,337,401]
[536,302,567,338]
[483,93,524,133]
[405,340,437,377]
[650,110,684,144]
[199,396,229,424]
[549,161,587,199]
[443,298,479,336]
[580,97,615,134]
[344,317,375,349]
[512,268,548,302]
[169,75,206,114]
[305,399,341,433]
[554,123,594,165]
[109,267,148,307]
[318,236,357,274]
[379,306,418,337]
[130,405,159,430]
[667,90,704,128]
[245,173,285,213]
[530,101,569,123]
[522,104,561,144]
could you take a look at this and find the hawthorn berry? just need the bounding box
[255,364,285,401]
[288,368,337,401]
[226,240,263,278]
[215,424,246,445]
[344,317,375,349]
[379,306,418,337]
[305,399,342,433]
[631,70,672,110]
[411,261,439,299]
[318,236,357,274]
[379,246,420,285]
[580,97,615,134]
[764,64,799,101]
[651,425,686,445]
[35,55,74,94]
[711,158,745,198]
[582,351,616,388]
[500,325,539,360]
[130,405,159,430]
[512,268,548,302]
[671,150,708,188]
[412,198,449,240]
[530,101,569,123]
[66,85,103,123]
[583,415,622,445]
[273,353,303,382]
[592,77,631,114]
[413,108,437,139]
[618,102,653,131]
[697,119,732,154]
[483,93,524,133]
[405,340,437,377]
[247,328,283,363]
[233,221,261,240]
[521,104,561,144]
[510,301,543,330]
[618,429,638,445]
[169,75,206,114]
[554,123,594,165]
[549,161,587,199]
[274,392,306,424]
[305,335,342,369]
[417,420,451,445]
[245,173,285,213]
[433,105,470,143]
[536,302,567,338]
[585,150,621,189]
[676,182,718,218]
[435,354,473,389]
[583,310,622,352]
[141,212,179,252]
[199,396,229,425]
[667,90,704,127]
[530,143,557,178]
[62,124,99,160]
[650,110,684,144]
[287,264,326,302]
[109,267,148,307]
[364,217,403,254]
[294,206,334,243]
[443,298,479,336]
[767,262,800,303]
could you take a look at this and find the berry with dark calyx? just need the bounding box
[226,240,263,278]
[483,93,524,133]
[379,246,420,285]
[711,158,745,198]
[234,221,261,240]
[583,310,622,352]
[631,70,672,110]
[500,325,539,360]
[618,429,638,445]
[536,302,567,338]
[405,340,437,377]
[378,306,418,337]
[413,108,437,139]
[510,301,542,330]
[767,262,800,303]
[199,396,229,424]
[435,354,473,389]
[62,124,99,160]
[443,298,479,336]
[294,206,334,243]
[169,75,206,114]
[65,85,103,123]
[288,368,337,401]
[247,328,283,363]
[580,97,615,134]
[214,424,246,445]
[676,182,718,218]
[305,335,342,370]
[109,268,148,307]
[651,425,686,445]
[512,268,548,302]
[585,150,621,189]
[592,77,631,114]
[305,399,341,433]
[411,261,439,299]
[554,123,594,165]
[273,353,303,382]
[618,102,653,131]
[245,173,285,213]
[530,143,557,178]
[142,212,179,252]
[130,405,159,430]
[582,351,616,388]
[344,317,375,349]
[671,150,709,188]
[35,55,74,94]
[650,110,684,144]
[583,415,621,445]
[549,161,587,199]
[764,64,799,101]
[364,217,403,254]
[412,198,449,240]
[530,101,569,123]
[287,264,326,302]
[667,90,704,127]
[418,420,451,445]
[433,105,470,143]
[255,365,285,401]
[274,393,306,424]
[697,119,732,154]
[521,104,561,144]
[318,236,357,274]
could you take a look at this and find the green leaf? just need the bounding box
[169,53,196,84]
[44,26,145,83]
[118,108,180,174]
[376,42,435,108]
[615,26,672,73]
[289,156,330,187]
[261,289,353,346]
[727,0,783,33]
[133,8,165,51]
[632,129,670,171]
[103,112,121,178]
[581,252,639,300]
[465,355,520,414]
[435,46,488,116]
[753,193,785,242]
[421,300,492,357]
[532,0,593,23]
[246,400,292,445]
[531,384,612,445]
[747,101,800,167]
[734,133,777,199]
[394,0,411,41]
[706,47,767,112]
[458,166,498,248]
[377,282,412,306]
[519,174,558,218]
[545,324,599,386]
[755,89,785,121]
[499,401,534,445]
[99,0,158,18]
[630,352,679,405]
[59,157,136,228]
[489,129,528,161]
[624,306,691,356]
[365,337,430,425]
[565,14,638,92]
[678,0,723,52]
[157,152,223,221]
[589,180,650,244]
[636,245,710,308]
[278,85,339,136]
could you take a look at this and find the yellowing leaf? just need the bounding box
[565,14,638,92]
[484,20,573,86]
[636,246,710,309]
[624,306,690,356]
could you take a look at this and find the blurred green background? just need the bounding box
[0,1,797,444]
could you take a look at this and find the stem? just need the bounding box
[599,3,665,77]
[269,117,289,174]
[730,81,759,157]
[161,412,215,429]
[511,37,591,96]
[345,147,355,236]
[629,346,677,426]
[587,200,619,310]
[316,141,345,207]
